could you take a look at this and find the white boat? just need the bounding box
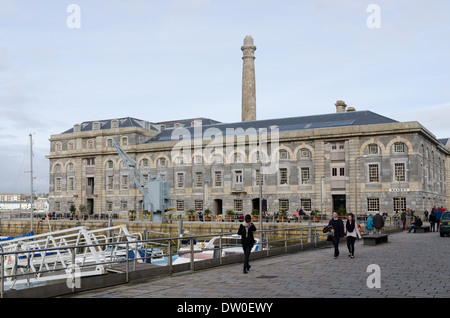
[173,234,261,265]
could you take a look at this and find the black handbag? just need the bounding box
[326,232,335,242]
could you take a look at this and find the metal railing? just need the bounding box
[0,220,402,297]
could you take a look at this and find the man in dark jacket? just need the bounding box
[373,212,384,234]
[408,215,423,233]
[328,211,344,259]
[238,214,257,274]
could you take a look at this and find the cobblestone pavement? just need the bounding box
[70,230,450,298]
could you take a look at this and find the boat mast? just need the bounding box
[29,133,34,233]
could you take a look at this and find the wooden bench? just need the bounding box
[363,234,388,246]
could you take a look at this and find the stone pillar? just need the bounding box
[241,35,256,122]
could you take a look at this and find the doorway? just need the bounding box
[214,199,223,215]
[87,198,94,215]
[252,198,267,213]
[332,195,346,213]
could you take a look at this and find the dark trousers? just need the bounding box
[347,236,356,256]
[333,236,340,257]
[431,221,436,232]
[242,244,252,269]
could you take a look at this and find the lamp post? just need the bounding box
[354,155,368,222]
[258,129,266,244]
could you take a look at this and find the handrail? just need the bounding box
[0,222,399,297]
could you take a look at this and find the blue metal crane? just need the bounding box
[113,140,170,222]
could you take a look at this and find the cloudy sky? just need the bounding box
[1,0,449,194]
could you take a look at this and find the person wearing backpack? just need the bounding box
[408,215,423,233]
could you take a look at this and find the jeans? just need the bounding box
[347,236,356,256]
[333,236,340,257]
[242,244,252,270]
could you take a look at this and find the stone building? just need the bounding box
[47,37,450,218]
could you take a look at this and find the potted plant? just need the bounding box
[187,209,196,221]
[311,209,320,222]
[279,209,288,222]
[204,209,212,221]
[69,204,76,220]
[225,209,235,222]
[251,209,259,222]
[338,207,347,220]
[78,204,87,220]
[128,209,136,221]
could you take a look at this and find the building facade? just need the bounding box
[46,105,450,218]
[46,36,450,218]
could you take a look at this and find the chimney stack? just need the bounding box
[335,100,347,113]
[241,35,257,122]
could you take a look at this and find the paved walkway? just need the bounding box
[68,230,450,298]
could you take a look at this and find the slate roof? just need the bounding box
[146,110,398,143]
[61,117,157,134]
[438,138,450,147]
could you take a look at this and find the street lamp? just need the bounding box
[354,155,368,222]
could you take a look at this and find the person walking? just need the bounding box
[429,209,437,232]
[436,208,443,231]
[366,214,375,235]
[238,214,257,274]
[400,210,406,230]
[344,213,361,258]
[328,211,344,259]
[373,212,384,234]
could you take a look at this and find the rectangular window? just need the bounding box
[120,201,127,211]
[195,172,203,187]
[300,168,309,184]
[234,199,243,212]
[394,163,405,181]
[106,201,113,212]
[107,176,114,190]
[279,168,288,185]
[279,199,289,211]
[55,202,61,212]
[68,177,75,191]
[194,200,203,212]
[340,167,345,176]
[393,197,406,212]
[368,164,379,182]
[121,175,128,189]
[176,173,184,188]
[332,168,337,177]
[300,199,311,212]
[176,200,184,212]
[394,143,405,153]
[214,171,222,187]
[367,198,379,212]
[368,145,379,154]
[55,178,61,191]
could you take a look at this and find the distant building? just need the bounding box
[0,193,31,211]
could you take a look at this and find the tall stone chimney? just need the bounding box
[335,100,347,113]
[241,35,256,122]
